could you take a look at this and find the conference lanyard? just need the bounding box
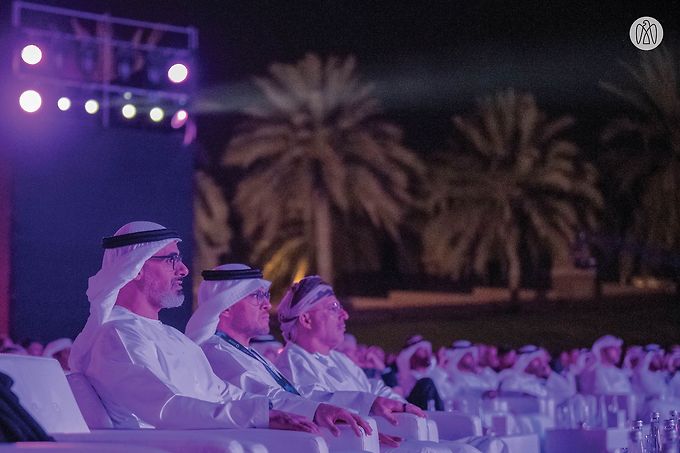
[215,331,300,396]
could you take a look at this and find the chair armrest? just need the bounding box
[320,416,379,453]
[54,430,248,453]
[0,442,169,453]
[426,411,483,440]
[374,413,430,441]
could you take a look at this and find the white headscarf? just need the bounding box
[277,276,333,341]
[43,338,72,358]
[69,221,180,372]
[444,340,478,376]
[592,335,623,363]
[512,345,545,373]
[185,264,271,346]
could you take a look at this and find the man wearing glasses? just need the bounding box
[69,222,328,433]
[185,264,376,441]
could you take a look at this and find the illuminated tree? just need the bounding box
[601,47,680,277]
[422,90,602,292]
[224,53,424,288]
[193,171,231,301]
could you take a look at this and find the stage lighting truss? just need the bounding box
[11,1,197,128]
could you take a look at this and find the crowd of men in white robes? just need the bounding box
[3,220,680,452]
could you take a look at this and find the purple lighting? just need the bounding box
[19,90,42,113]
[171,109,188,128]
[21,44,42,65]
[167,63,188,83]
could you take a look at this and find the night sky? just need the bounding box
[5,0,680,155]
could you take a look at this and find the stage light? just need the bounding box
[123,91,132,100]
[121,104,136,119]
[19,90,42,112]
[84,99,99,114]
[168,63,188,83]
[21,44,42,65]
[171,109,188,128]
[149,107,164,122]
[57,97,71,111]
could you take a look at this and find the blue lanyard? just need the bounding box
[215,331,300,396]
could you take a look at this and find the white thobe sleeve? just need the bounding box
[276,348,377,416]
[87,324,270,429]
[499,374,548,398]
[546,372,576,404]
[367,377,405,401]
[202,341,320,419]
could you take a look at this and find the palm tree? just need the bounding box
[193,170,231,302]
[600,47,680,277]
[223,53,424,288]
[422,90,603,293]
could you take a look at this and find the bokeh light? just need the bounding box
[21,44,42,65]
[149,107,164,122]
[84,99,99,114]
[19,90,42,113]
[171,109,188,128]
[121,104,137,119]
[167,63,188,83]
[57,97,71,111]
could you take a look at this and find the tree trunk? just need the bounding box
[313,191,334,284]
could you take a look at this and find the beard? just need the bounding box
[159,292,185,308]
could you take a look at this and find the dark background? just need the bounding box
[1,0,679,347]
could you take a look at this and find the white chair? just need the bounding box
[0,443,169,452]
[0,355,377,453]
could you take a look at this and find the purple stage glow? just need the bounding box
[167,63,188,84]
[19,90,42,113]
[171,109,188,128]
[21,44,42,65]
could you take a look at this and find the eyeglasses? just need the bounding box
[326,300,344,313]
[148,253,183,269]
[245,289,271,308]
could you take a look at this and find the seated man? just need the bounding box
[273,276,423,416]
[184,264,373,440]
[274,276,494,453]
[499,345,575,404]
[578,335,632,396]
[69,221,326,432]
[396,335,447,410]
[442,340,498,399]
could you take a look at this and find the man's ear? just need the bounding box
[298,312,313,330]
[218,308,231,322]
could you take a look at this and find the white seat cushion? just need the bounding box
[66,372,114,429]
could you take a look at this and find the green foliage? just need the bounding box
[422,90,603,290]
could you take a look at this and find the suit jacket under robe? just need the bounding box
[201,335,320,419]
[276,343,404,415]
[85,306,269,429]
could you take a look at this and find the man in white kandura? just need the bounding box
[184,264,374,441]
[441,340,498,399]
[275,275,494,453]
[69,221,325,432]
[578,335,632,396]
